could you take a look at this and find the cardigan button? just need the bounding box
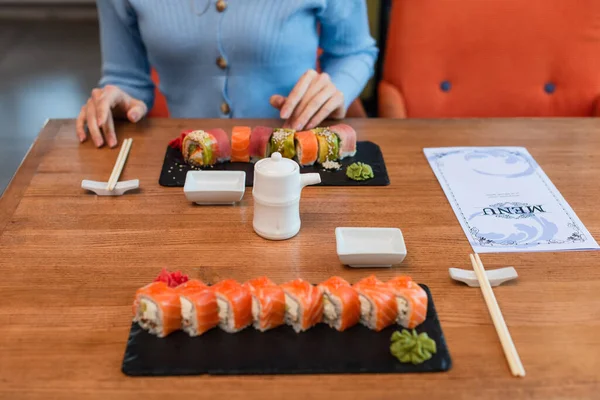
[440,81,452,92]
[216,0,227,12]
[544,82,556,94]
[221,102,231,115]
[217,56,228,70]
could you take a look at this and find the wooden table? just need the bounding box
[1,118,599,399]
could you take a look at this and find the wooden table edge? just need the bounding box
[0,119,65,234]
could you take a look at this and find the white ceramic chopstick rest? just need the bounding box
[449,267,518,287]
[82,179,139,196]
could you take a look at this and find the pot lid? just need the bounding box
[255,152,297,176]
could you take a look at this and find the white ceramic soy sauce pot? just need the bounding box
[252,152,321,240]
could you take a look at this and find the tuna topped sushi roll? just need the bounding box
[206,128,232,163]
[133,281,182,338]
[243,277,286,331]
[280,279,323,333]
[329,124,357,159]
[212,279,253,333]
[387,276,428,329]
[318,276,360,332]
[353,276,398,332]
[314,128,340,164]
[182,130,219,167]
[249,126,273,162]
[294,130,319,167]
[270,128,296,159]
[177,279,220,337]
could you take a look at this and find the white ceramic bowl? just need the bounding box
[335,227,407,268]
[184,170,245,205]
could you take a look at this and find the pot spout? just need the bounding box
[300,172,321,188]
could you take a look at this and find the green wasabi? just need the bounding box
[390,329,437,365]
[346,162,374,181]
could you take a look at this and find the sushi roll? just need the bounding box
[353,276,398,332]
[270,128,297,159]
[174,279,206,293]
[211,279,253,333]
[387,276,428,329]
[314,128,340,164]
[243,277,286,331]
[294,130,319,167]
[249,126,273,162]
[280,278,323,333]
[206,128,232,162]
[177,280,220,336]
[231,126,251,162]
[133,281,181,338]
[318,276,360,332]
[182,130,219,167]
[329,124,357,159]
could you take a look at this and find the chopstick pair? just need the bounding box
[469,253,526,377]
[106,138,133,191]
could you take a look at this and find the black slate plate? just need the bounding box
[122,284,451,376]
[158,141,390,187]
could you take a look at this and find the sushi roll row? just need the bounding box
[178,124,357,168]
[132,275,427,338]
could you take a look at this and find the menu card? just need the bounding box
[424,147,599,253]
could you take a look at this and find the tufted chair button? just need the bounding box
[440,81,452,92]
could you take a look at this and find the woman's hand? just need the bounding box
[76,85,148,148]
[270,69,346,131]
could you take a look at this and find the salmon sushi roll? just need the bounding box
[212,279,253,333]
[280,278,323,332]
[177,280,220,336]
[294,130,319,166]
[231,126,251,162]
[206,128,232,162]
[270,128,296,159]
[182,130,219,167]
[329,124,357,159]
[133,282,182,337]
[249,126,273,162]
[353,276,398,332]
[387,276,428,329]
[243,277,286,331]
[318,276,360,331]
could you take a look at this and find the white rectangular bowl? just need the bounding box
[183,170,245,205]
[335,227,407,268]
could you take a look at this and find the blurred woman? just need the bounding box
[77,0,378,148]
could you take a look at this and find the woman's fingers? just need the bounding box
[94,86,123,126]
[85,100,104,148]
[76,106,87,143]
[127,99,147,123]
[287,73,335,129]
[280,69,318,119]
[270,95,286,110]
[291,84,337,131]
[306,92,345,130]
[103,110,117,148]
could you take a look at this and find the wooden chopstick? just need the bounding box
[470,253,526,377]
[106,138,133,191]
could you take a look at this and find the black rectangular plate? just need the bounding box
[122,284,451,376]
[158,141,390,187]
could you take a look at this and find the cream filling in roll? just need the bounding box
[395,296,410,327]
[180,296,198,335]
[322,292,342,329]
[138,297,162,335]
[358,293,375,329]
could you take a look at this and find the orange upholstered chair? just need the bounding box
[378,0,600,118]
